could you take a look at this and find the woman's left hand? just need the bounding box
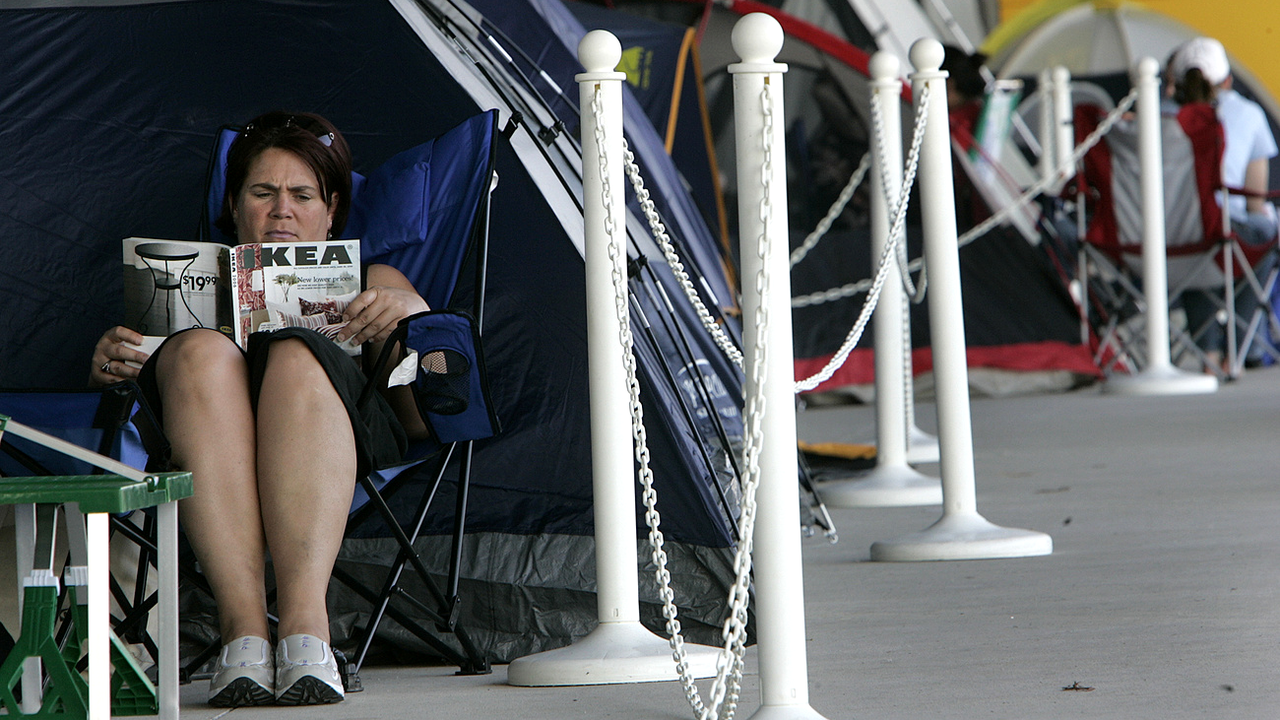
[339,285,429,345]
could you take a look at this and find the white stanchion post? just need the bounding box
[1052,66,1074,180]
[507,29,719,687]
[1102,57,1218,396]
[905,419,940,464]
[1038,68,1055,187]
[819,50,941,508]
[158,500,179,720]
[870,39,1053,562]
[87,511,109,720]
[731,14,830,720]
[903,316,940,465]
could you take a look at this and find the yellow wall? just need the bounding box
[1000,0,1278,100]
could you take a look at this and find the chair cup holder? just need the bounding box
[414,348,470,416]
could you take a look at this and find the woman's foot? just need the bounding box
[208,635,274,707]
[275,634,344,705]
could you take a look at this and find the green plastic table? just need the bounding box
[0,415,192,719]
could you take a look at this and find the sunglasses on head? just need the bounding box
[242,114,334,147]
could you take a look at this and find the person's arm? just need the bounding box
[338,264,430,346]
[1243,157,1269,215]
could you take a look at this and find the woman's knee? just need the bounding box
[258,337,338,405]
[260,337,326,379]
[154,329,245,385]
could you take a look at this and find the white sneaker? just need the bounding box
[208,635,274,707]
[275,634,344,705]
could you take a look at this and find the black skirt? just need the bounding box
[137,327,407,480]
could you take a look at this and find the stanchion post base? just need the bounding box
[906,425,940,464]
[817,464,942,508]
[506,621,721,687]
[1102,366,1218,396]
[870,512,1053,561]
[746,703,832,720]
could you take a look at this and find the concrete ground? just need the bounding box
[6,366,1278,719]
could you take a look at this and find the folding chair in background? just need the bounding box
[1073,100,1279,379]
[1213,184,1280,373]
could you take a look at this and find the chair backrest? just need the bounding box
[346,111,498,313]
[1077,101,1226,258]
[202,111,498,314]
[347,111,501,446]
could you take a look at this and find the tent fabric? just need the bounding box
[472,0,740,319]
[0,0,746,665]
[790,225,1101,389]
[566,1,729,253]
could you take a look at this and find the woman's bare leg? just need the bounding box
[156,329,268,642]
[255,338,357,642]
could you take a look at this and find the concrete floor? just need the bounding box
[6,366,1279,719]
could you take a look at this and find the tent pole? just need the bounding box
[507,29,720,688]
[628,288,741,542]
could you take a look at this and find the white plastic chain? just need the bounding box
[591,83,763,720]
[789,152,872,268]
[792,82,932,394]
[869,91,929,304]
[620,141,745,369]
[791,85,1140,309]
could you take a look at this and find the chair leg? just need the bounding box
[349,452,452,673]
[340,441,490,676]
[444,442,489,674]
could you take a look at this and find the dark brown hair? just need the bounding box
[215,111,353,240]
[941,45,988,104]
[1174,67,1216,105]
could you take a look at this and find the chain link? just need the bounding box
[789,152,871,268]
[792,82,932,393]
[869,91,929,304]
[620,140,745,369]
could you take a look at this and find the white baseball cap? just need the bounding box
[1171,37,1230,86]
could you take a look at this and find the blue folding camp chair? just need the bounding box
[188,109,502,680]
[1,110,502,695]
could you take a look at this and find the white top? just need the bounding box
[1217,88,1278,217]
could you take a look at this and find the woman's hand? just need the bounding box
[91,326,151,386]
[338,265,430,346]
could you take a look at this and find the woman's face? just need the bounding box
[232,147,335,244]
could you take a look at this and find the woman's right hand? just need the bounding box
[91,326,151,386]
